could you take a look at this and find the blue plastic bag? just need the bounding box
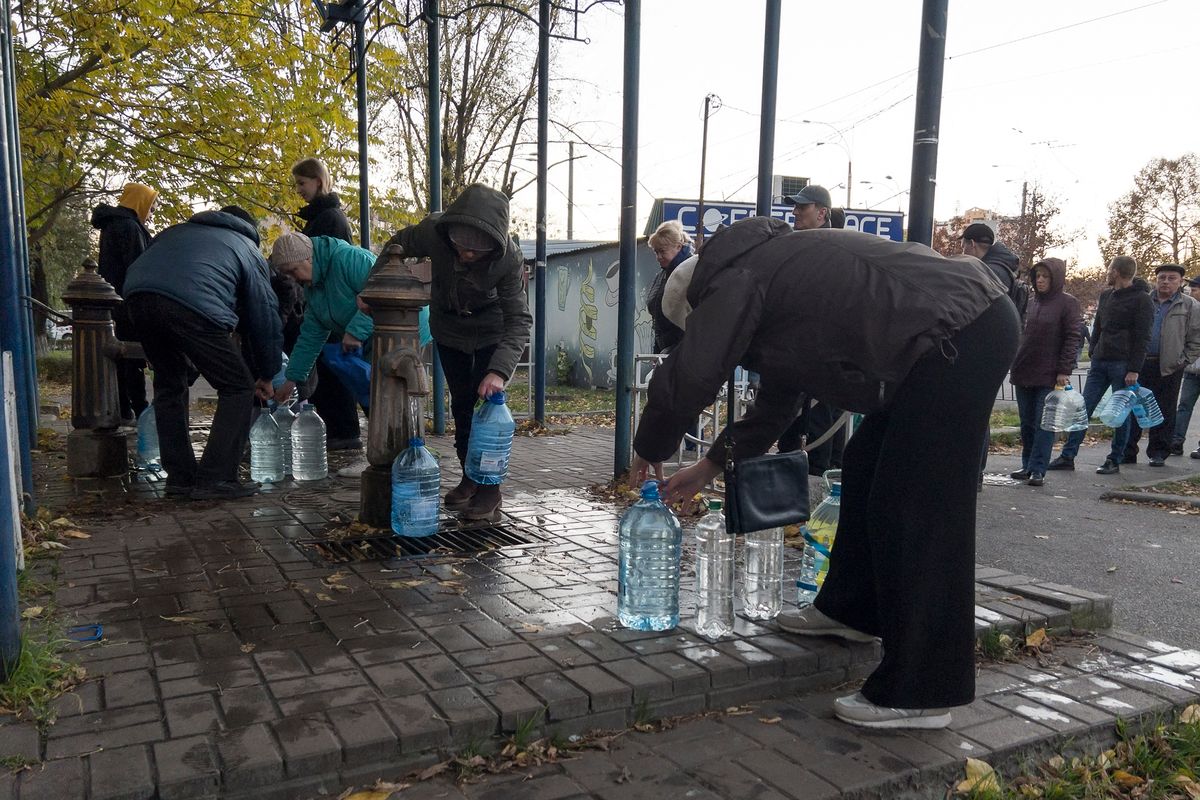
[320,344,372,409]
[419,305,432,347]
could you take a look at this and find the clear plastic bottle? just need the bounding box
[693,498,733,639]
[1098,385,1138,427]
[1040,383,1089,432]
[805,470,841,587]
[465,391,515,485]
[618,480,683,631]
[290,403,328,481]
[796,528,822,607]
[1132,384,1164,427]
[391,436,441,537]
[741,526,784,620]
[249,410,284,483]
[272,401,298,477]
[136,404,160,469]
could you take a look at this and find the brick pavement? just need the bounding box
[1,423,1195,799]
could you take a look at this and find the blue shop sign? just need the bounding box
[659,199,904,242]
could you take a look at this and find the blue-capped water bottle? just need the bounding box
[618,480,683,631]
[796,471,840,606]
[1098,385,1139,427]
[1132,384,1164,428]
[391,437,441,537]
[465,391,515,485]
[249,408,284,483]
[136,404,160,470]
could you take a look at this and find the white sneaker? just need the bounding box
[336,462,369,478]
[776,606,877,643]
[833,692,951,730]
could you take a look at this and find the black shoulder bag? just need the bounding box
[723,433,810,535]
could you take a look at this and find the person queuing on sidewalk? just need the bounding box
[631,218,1019,730]
[123,206,282,500]
[1170,275,1200,459]
[1047,256,1152,475]
[1122,264,1200,466]
[286,157,362,450]
[369,183,531,521]
[645,221,699,451]
[91,182,158,425]
[269,232,375,408]
[1007,258,1082,487]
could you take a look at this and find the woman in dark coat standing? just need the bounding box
[631,218,1019,729]
[1007,258,1082,487]
[91,182,158,423]
[289,157,360,448]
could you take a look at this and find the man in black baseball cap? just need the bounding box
[788,184,833,231]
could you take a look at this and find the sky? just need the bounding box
[503,0,1200,266]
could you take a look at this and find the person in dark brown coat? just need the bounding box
[1007,258,1082,486]
[630,218,1019,730]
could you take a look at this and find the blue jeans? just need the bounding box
[1173,373,1200,447]
[1014,385,1055,474]
[1060,359,1131,463]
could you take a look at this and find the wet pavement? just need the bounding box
[2,420,1198,799]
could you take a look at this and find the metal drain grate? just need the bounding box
[295,520,552,563]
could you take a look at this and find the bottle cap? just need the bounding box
[707,498,722,511]
[489,391,507,404]
[640,480,660,499]
[409,437,425,447]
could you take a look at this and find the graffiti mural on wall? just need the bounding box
[539,243,659,389]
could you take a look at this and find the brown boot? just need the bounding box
[463,484,501,521]
[444,461,477,510]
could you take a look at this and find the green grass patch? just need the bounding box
[989,409,1021,428]
[36,350,72,385]
[957,706,1200,799]
[0,618,86,730]
[504,368,615,415]
[1139,474,1200,498]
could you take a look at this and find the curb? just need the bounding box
[1101,490,1200,508]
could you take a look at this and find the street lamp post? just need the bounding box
[804,119,852,207]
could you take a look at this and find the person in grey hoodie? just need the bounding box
[1170,276,1200,458]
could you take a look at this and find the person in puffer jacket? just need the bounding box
[1007,258,1082,487]
[630,217,1019,731]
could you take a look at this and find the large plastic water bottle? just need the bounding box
[804,470,841,587]
[291,403,328,481]
[1040,383,1089,432]
[741,526,784,620]
[136,404,160,469]
[1098,385,1139,427]
[464,391,515,485]
[693,498,733,639]
[272,402,298,477]
[249,410,284,483]
[391,437,441,537]
[618,480,683,631]
[1133,384,1164,428]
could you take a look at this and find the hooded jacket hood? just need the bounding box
[117,182,158,223]
[1032,257,1066,296]
[188,210,260,246]
[982,241,1020,274]
[434,183,512,259]
[1010,257,1081,387]
[91,203,139,230]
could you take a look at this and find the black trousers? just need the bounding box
[438,342,499,463]
[309,334,362,440]
[128,294,255,487]
[1124,359,1185,462]
[815,297,1020,709]
[113,304,148,420]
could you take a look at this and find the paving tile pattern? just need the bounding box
[5,425,1189,799]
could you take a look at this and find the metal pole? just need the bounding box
[0,358,21,681]
[533,0,549,424]
[755,1,781,217]
[613,0,639,478]
[905,0,949,246]
[426,0,446,434]
[846,160,852,207]
[697,94,711,246]
[567,141,575,240]
[355,10,371,249]
[0,28,33,505]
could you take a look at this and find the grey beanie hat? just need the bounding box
[269,232,313,268]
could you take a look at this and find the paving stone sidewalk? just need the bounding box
[2,424,1197,799]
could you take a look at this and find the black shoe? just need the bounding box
[1027,473,1045,487]
[327,437,363,451]
[1124,455,1138,464]
[1192,448,1200,460]
[1096,459,1120,475]
[1170,442,1185,456]
[1149,457,1165,467]
[191,481,260,500]
[1046,456,1075,471]
[1009,469,1031,480]
[164,483,193,499]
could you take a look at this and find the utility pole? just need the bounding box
[567,141,575,240]
[846,160,852,207]
[905,0,949,246]
[697,93,717,246]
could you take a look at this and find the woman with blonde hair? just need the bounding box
[291,157,351,242]
[646,220,694,353]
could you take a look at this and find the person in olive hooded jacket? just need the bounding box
[372,183,532,521]
[91,182,158,422]
[630,218,1019,730]
[1007,258,1082,486]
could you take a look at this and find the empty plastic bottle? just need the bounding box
[1040,382,1089,432]
[391,437,441,537]
[618,480,683,631]
[135,404,160,469]
[795,527,822,607]
[1132,384,1164,428]
[465,391,515,485]
[272,401,298,477]
[741,526,784,620]
[1098,385,1139,427]
[249,410,284,483]
[291,403,328,481]
[693,498,734,639]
